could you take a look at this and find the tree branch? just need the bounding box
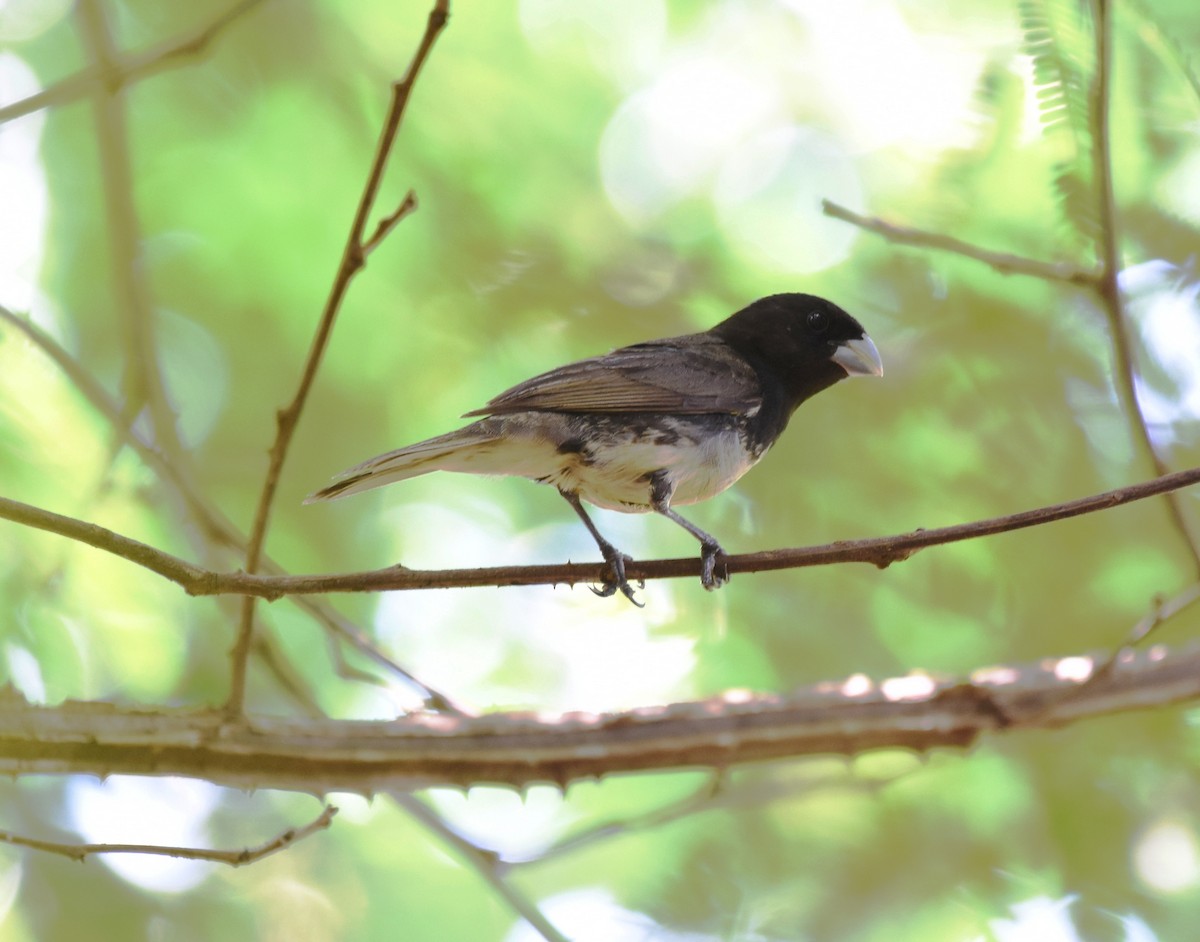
[363,190,419,257]
[3,467,1198,597]
[826,7,1200,579]
[0,805,336,866]
[0,304,462,715]
[1089,0,1200,576]
[229,0,450,715]
[0,0,265,126]
[820,200,1099,286]
[0,643,1196,793]
[517,768,895,867]
[392,794,570,942]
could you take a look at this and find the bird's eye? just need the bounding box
[807,309,829,333]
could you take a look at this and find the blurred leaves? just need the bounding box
[1019,0,1100,243]
[2,0,1200,940]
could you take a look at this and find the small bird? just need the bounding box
[307,293,881,602]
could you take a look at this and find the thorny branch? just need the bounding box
[0,642,1197,793]
[228,0,451,716]
[2,0,1198,921]
[0,805,337,867]
[2,466,1198,597]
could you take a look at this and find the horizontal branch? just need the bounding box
[822,200,1099,287]
[2,467,1198,598]
[0,644,1196,792]
[0,304,460,713]
[0,805,336,866]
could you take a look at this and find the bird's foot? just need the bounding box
[700,540,729,591]
[590,544,645,607]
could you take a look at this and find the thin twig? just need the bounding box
[824,16,1200,575]
[518,768,900,867]
[820,200,1099,286]
[520,772,727,866]
[0,307,226,547]
[363,190,419,257]
[0,805,337,866]
[392,794,570,942]
[2,466,1199,597]
[1011,580,1200,726]
[0,0,266,126]
[0,304,463,715]
[1124,583,1200,649]
[228,0,451,716]
[1089,0,1200,576]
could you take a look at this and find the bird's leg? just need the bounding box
[558,489,644,607]
[648,471,728,590]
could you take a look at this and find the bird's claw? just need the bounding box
[700,542,729,591]
[591,547,644,607]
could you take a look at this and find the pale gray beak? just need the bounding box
[832,334,883,377]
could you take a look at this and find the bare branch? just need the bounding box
[820,200,1099,286]
[229,0,451,715]
[1004,581,1200,730]
[518,773,725,865]
[825,8,1200,579]
[0,307,228,548]
[1089,0,1200,576]
[0,313,329,718]
[0,0,265,126]
[0,643,1197,793]
[363,190,419,257]
[0,304,462,715]
[0,805,337,866]
[519,767,902,867]
[0,493,210,587]
[1125,583,1200,649]
[392,794,571,942]
[4,466,1198,597]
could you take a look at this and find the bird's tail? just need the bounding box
[304,421,502,503]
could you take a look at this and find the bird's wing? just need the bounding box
[464,334,763,416]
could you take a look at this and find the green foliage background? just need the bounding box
[2,0,1200,939]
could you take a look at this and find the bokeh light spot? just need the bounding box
[1134,820,1200,894]
[715,125,863,273]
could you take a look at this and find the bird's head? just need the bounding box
[710,293,882,407]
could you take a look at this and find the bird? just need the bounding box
[306,293,882,603]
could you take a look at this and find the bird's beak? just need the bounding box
[832,335,883,377]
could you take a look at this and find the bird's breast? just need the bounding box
[554,414,762,512]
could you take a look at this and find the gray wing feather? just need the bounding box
[463,334,761,416]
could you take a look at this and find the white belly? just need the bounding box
[431,413,761,513]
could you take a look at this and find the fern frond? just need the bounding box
[1054,163,1100,239]
[1018,0,1099,240]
